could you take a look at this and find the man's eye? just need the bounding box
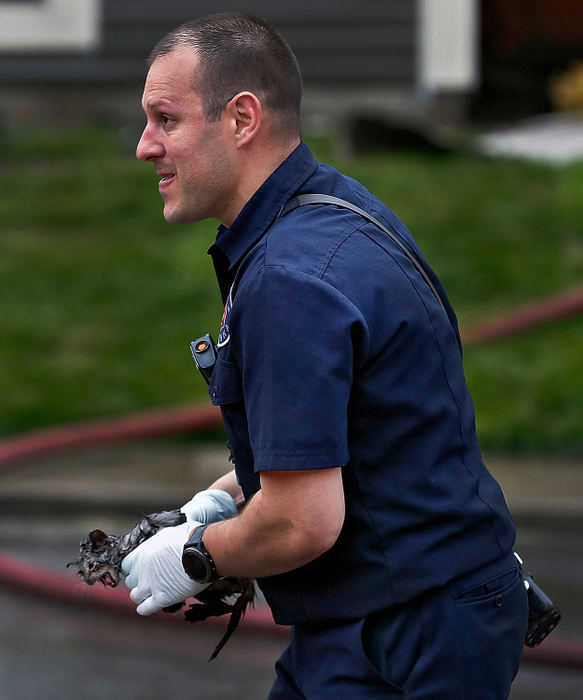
[161,115,174,129]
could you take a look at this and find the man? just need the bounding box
[122,12,528,698]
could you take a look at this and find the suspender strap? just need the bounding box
[281,193,446,313]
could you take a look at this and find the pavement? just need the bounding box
[0,439,582,698]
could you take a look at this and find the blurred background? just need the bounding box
[1,1,582,697]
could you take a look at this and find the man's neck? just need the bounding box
[220,137,301,227]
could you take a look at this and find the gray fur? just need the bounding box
[68,508,255,659]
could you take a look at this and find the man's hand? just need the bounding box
[180,488,238,523]
[121,521,208,615]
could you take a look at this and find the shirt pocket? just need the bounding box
[209,355,244,406]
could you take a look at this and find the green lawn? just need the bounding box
[1,127,583,454]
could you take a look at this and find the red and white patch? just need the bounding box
[217,286,233,347]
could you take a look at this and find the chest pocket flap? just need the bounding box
[209,356,244,406]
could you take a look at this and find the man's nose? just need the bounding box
[136,124,163,161]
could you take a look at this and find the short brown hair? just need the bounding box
[149,13,303,138]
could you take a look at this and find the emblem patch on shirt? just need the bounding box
[217,286,233,348]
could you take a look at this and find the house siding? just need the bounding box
[0,0,416,88]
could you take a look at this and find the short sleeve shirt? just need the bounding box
[207,142,515,624]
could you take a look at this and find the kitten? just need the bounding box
[68,509,255,659]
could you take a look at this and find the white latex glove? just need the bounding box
[180,488,238,523]
[121,520,208,615]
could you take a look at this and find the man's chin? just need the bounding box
[163,206,188,225]
[163,204,207,225]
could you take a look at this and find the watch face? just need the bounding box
[182,547,212,583]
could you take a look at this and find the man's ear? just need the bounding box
[225,92,262,147]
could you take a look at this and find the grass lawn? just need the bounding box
[1,127,583,454]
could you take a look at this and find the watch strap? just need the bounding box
[182,524,219,583]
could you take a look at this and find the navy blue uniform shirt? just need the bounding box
[207,142,515,625]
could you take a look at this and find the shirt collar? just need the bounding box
[209,141,317,275]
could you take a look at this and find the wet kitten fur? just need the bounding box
[68,509,255,659]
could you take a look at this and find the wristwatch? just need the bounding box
[182,524,220,584]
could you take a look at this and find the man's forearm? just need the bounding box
[201,493,323,578]
[201,468,345,579]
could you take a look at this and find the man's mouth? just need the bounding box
[158,174,175,189]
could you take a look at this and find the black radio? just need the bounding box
[190,333,218,386]
[515,553,562,647]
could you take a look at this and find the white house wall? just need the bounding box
[418,0,479,92]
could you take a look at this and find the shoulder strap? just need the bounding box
[281,193,446,313]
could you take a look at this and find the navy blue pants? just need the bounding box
[268,552,528,699]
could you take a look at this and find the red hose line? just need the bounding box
[522,638,583,671]
[0,548,579,667]
[2,284,582,470]
[0,402,223,468]
[0,551,288,639]
[0,401,287,640]
[462,283,583,346]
